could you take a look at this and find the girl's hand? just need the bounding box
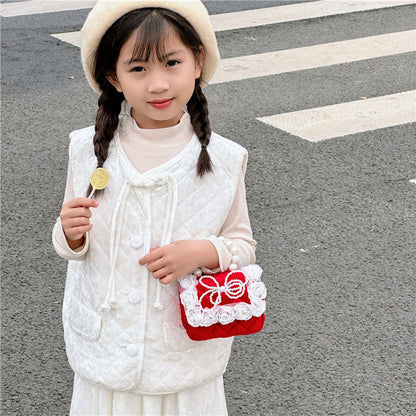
[60,197,98,250]
[139,240,219,285]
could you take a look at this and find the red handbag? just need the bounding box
[178,265,266,341]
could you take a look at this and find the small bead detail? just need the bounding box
[221,238,239,271]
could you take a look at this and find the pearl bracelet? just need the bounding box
[194,236,240,277]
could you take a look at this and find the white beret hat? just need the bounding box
[81,0,219,93]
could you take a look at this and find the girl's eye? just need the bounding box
[131,66,145,73]
[166,60,180,67]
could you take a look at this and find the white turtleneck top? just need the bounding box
[54,110,256,270]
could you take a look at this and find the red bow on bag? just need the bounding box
[178,265,266,341]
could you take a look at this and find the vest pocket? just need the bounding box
[163,320,201,352]
[69,299,103,341]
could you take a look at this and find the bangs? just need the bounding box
[95,7,203,85]
[130,11,173,63]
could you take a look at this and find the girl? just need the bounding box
[53,0,256,414]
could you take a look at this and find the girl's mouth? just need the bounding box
[149,99,173,109]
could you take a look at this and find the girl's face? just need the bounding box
[108,26,203,129]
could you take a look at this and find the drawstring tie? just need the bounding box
[101,175,178,312]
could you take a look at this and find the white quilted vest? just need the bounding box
[62,121,248,394]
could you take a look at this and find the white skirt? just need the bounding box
[70,374,228,416]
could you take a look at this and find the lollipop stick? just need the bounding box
[88,188,96,199]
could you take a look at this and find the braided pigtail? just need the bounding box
[187,79,213,177]
[86,84,124,196]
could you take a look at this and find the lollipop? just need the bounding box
[88,167,110,198]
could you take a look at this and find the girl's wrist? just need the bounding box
[193,237,240,276]
[195,239,219,270]
[66,234,85,251]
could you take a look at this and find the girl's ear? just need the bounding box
[107,73,123,93]
[195,46,205,80]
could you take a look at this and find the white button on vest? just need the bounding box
[126,344,139,356]
[128,290,141,304]
[130,236,143,249]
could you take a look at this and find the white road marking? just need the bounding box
[257,90,416,142]
[51,31,82,47]
[53,30,416,85]
[0,0,96,17]
[48,0,415,47]
[2,0,414,20]
[210,30,415,84]
[210,0,416,31]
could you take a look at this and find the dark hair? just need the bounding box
[87,8,213,196]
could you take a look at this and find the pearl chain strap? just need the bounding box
[218,236,240,271]
[194,236,240,277]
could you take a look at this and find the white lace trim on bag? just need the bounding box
[179,264,266,327]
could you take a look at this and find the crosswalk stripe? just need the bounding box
[210,0,416,31]
[211,30,415,84]
[2,0,414,19]
[0,0,96,17]
[50,0,415,47]
[51,31,82,48]
[52,30,415,85]
[257,90,416,142]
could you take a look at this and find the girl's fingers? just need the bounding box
[60,198,98,243]
[151,267,171,280]
[63,216,91,228]
[64,224,93,241]
[68,207,93,218]
[61,199,97,226]
[145,257,168,273]
[62,218,91,233]
[159,274,176,285]
[64,198,99,209]
[62,216,92,239]
[61,207,93,221]
[70,224,93,235]
[139,247,161,265]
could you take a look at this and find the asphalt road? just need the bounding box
[1,1,415,415]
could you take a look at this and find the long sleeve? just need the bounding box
[204,167,256,272]
[52,158,90,260]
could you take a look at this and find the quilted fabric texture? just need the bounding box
[62,114,248,394]
[179,265,266,341]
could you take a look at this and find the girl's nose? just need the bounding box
[147,71,169,94]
